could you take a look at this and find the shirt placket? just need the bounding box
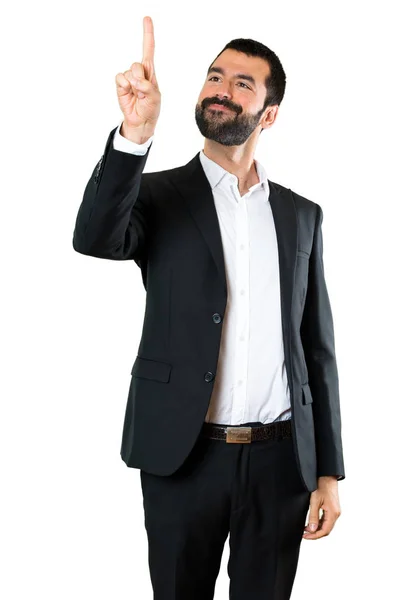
[230,182,251,424]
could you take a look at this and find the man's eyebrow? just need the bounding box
[207,66,256,87]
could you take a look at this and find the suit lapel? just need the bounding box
[169,154,298,346]
[267,181,298,386]
[170,152,229,296]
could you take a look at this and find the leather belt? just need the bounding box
[200,419,292,443]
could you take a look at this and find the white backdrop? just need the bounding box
[1,0,407,598]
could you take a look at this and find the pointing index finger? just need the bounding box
[142,16,155,64]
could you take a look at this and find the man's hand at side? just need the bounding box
[303,477,342,540]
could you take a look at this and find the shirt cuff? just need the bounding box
[112,123,154,155]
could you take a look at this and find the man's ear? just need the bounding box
[263,106,279,130]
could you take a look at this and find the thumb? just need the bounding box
[305,509,320,532]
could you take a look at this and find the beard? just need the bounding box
[195,98,265,146]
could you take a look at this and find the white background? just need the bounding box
[1,0,407,598]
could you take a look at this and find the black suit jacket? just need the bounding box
[72,125,345,493]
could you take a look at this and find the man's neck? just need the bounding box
[202,140,260,196]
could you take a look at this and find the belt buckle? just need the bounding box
[226,426,252,443]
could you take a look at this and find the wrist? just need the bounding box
[120,122,155,144]
[318,475,338,484]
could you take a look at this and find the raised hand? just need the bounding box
[115,16,161,142]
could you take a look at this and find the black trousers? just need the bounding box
[140,420,311,600]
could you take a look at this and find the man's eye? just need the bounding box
[209,76,250,89]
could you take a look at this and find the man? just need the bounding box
[73,15,345,600]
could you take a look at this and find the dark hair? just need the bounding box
[208,38,286,111]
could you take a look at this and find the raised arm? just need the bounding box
[72,16,161,261]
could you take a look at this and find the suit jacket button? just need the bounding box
[212,313,222,324]
[204,371,215,382]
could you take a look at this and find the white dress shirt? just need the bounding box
[113,124,292,425]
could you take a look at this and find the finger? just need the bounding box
[127,74,155,97]
[304,505,321,533]
[130,63,145,80]
[116,72,141,98]
[151,70,159,89]
[303,525,331,539]
[133,59,155,86]
[303,512,334,539]
[142,15,155,64]
[116,72,131,92]
[119,71,146,99]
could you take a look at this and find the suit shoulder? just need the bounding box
[139,163,186,209]
[141,164,183,181]
[291,190,317,209]
[273,181,320,215]
[291,186,319,212]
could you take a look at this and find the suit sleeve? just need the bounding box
[300,203,346,481]
[72,125,153,261]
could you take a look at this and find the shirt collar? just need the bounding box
[199,149,270,201]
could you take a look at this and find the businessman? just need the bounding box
[73,15,345,600]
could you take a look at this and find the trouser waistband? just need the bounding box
[200,419,292,443]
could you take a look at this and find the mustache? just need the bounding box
[202,98,241,114]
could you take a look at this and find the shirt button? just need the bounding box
[212,313,222,324]
[238,380,243,386]
[240,289,245,296]
[204,371,215,383]
[240,244,245,250]
[239,335,245,341]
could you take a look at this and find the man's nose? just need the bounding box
[216,92,232,101]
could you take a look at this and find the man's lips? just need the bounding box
[207,103,232,111]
